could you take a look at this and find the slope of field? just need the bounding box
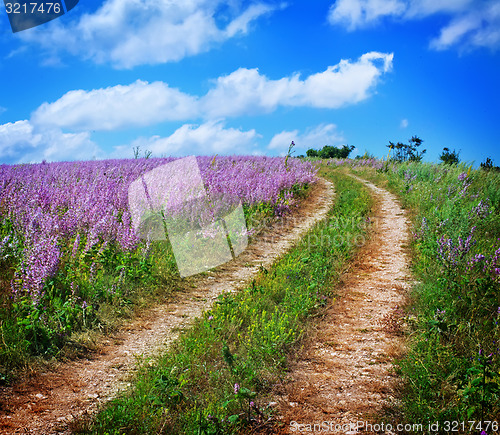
[0,156,316,375]
[0,171,332,434]
[79,167,372,434]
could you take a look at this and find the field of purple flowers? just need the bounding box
[343,158,500,423]
[0,156,316,372]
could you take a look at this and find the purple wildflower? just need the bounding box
[2,157,316,299]
[437,227,476,268]
[469,198,491,219]
[234,383,240,394]
[71,233,81,258]
[467,254,486,271]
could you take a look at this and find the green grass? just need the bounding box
[75,167,373,434]
[0,197,296,381]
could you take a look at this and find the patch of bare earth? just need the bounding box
[0,178,334,435]
[272,175,411,435]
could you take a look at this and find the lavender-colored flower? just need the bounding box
[458,179,472,197]
[437,219,449,229]
[467,253,486,271]
[413,217,428,240]
[469,198,491,219]
[437,227,476,269]
[71,233,81,258]
[458,172,468,181]
[0,235,10,252]
[234,383,240,394]
[2,157,316,297]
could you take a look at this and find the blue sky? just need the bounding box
[0,0,499,165]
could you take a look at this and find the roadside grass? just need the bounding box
[75,167,373,434]
[347,160,500,423]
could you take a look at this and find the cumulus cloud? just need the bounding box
[30,52,393,131]
[268,124,345,155]
[3,51,392,163]
[0,120,101,164]
[0,121,42,160]
[32,80,199,131]
[328,0,500,51]
[202,52,393,117]
[121,121,260,157]
[19,0,281,68]
[400,118,409,128]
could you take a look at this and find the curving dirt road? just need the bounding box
[274,175,411,434]
[0,178,335,435]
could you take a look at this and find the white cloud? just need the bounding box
[30,52,393,131]
[268,130,299,153]
[0,121,42,159]
[225,3,280,37]
[328,0,406,30]
[400,118,409,128]
[19,0,281,68]
[2,50,393,163]
[328,0,500,51]
[0,120,101,164]
[32,80,199,131]
[405,0,474,18]
[268,124,345,155]
[202,52,394,117]
[430,2,500,51]
[122,121,260,157]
